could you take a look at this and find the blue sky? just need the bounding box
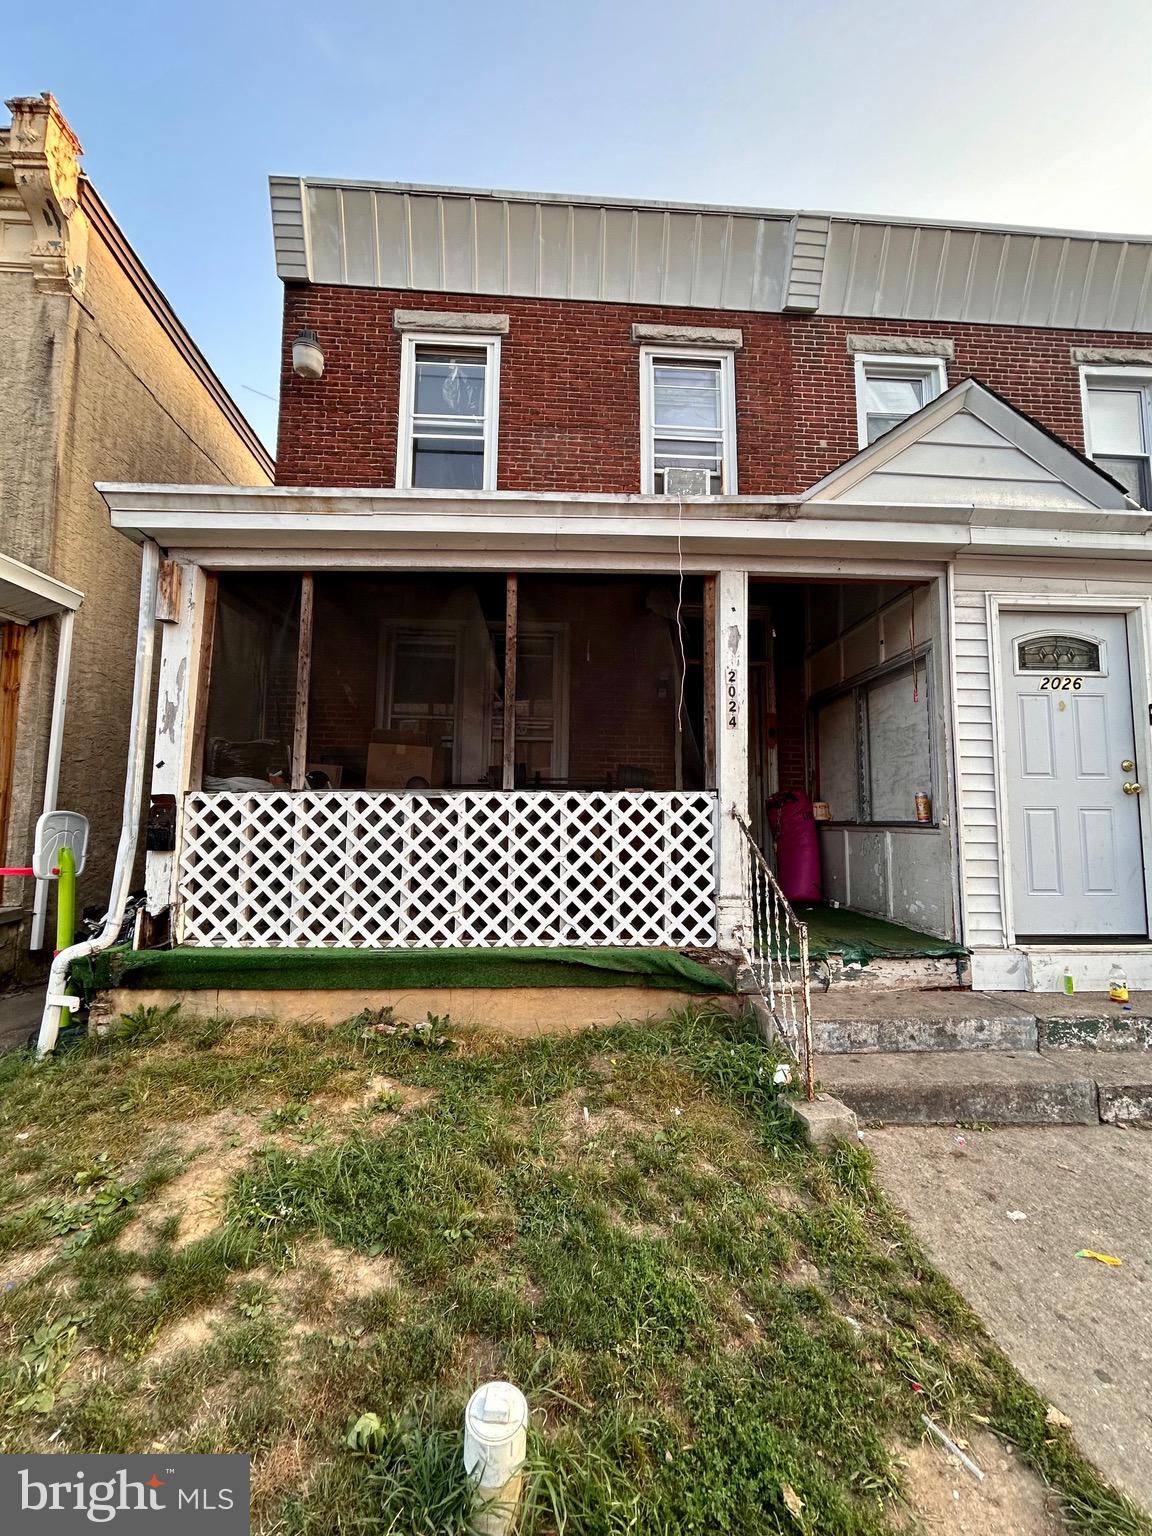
[11,0,1152,452]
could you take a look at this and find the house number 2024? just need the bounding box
[726,669,739,728]
[1038,676,1083,691]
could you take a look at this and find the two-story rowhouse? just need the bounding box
[93,177,1152,1024]
[0,93,273,983]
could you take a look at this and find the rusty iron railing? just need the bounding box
[731,808,815,1101]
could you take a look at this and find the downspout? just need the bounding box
[36,539,160,1056]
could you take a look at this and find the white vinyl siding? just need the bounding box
[952,589,1006,949]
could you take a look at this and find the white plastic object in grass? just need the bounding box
[464,1380,528,1536]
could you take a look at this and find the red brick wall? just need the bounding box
[277,283,1150,494]
[276,286,795,490]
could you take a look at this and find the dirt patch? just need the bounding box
[780,1254,823,1290]
[898,1428,1066,1534]
[252,1437,307,1520]
[147,1305,227,1362]
[121,1111,267,1250]
[272,1238,398,1319]
[551,1091,659,1151]
[316,1073,435,1116]
[0,1241,64,1290]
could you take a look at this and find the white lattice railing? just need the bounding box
[731,809,815,1100]
[177,790,718,950]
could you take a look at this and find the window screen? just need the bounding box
[815,659,934,824]
[817,693,859,822]
[867,667,932,822]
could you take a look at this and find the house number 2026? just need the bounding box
[726,669,739,728]
[1038,676,1083,691]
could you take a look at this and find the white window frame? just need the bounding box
[854,354,948,449]
[1079,365,1152,506]
[396,331,501,492]
[639,346,738,495]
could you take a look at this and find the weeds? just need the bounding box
[0,1001,1143,1535]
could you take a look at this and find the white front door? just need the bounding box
[1001,611,1147,938]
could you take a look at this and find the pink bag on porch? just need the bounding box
[766,790,822,904]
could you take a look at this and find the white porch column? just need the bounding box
[714,568,750,948]
[145,562,209,917]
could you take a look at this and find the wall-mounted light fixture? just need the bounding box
[292,328,324,380]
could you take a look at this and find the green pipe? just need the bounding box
[55,844,76,955]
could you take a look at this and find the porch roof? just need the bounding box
[0,551,83,623]
[97,482,1152,564]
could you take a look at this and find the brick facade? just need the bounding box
[277,283,1150,496]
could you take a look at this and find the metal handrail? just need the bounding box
[731,807,816,1101]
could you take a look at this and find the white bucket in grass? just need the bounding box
[464,1380,528,1535]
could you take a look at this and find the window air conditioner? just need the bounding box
[663,467,712,497]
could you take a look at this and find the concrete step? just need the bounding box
[819,1050,1152,1126]
[811,989,1036,1054]
[1031,993,1152,1052]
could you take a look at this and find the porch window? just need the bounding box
[814,658,934,824]
[397,335,500,490]
[640,349,736,494]
[1082,371,1152,506]
[380,628,460,785]
[854,355,947,446]
[488,627,565,780]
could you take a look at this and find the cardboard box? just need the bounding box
[365,730,438,789]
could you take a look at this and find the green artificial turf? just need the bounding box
[796,906,968,964]
[71,945,733,996]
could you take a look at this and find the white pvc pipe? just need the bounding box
[36,541,160,1056]
[30,606,76,951]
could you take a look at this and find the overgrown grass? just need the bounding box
[0,1001,1145,1534]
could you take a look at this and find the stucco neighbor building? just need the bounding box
[0,92,273,981]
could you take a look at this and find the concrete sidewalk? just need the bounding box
[867,1123,1152,1514]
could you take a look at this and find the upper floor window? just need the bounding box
[640,348,737,494]
[854,355,947,447]
[397,334,500,490]
[1081,369,1151,506]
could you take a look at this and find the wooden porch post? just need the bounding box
[0,623,25,866]
[187,573,219,795]
[714,569,750,949]
[502,574,518,791]
[291,574,314,792]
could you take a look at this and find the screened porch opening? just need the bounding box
[199,572,710,795]
[180,571,718,950]
[749,577,956,945]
